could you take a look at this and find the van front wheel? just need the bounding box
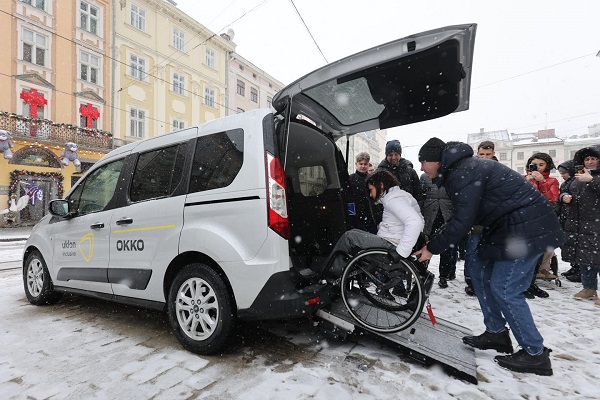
[167,263,235,355]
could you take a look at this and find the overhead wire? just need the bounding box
[288,0,328,63]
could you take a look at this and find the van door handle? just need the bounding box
[90,223,104,229]
[116,218,133,225]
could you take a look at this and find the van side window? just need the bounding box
[130,144,186,202]
[68,159,124,215]
[189,129,244,193]
[298,166,327,196]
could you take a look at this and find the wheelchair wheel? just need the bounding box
[339,250,426,333]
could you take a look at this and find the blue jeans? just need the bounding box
[580,264,600,290]
[469,249,545,356]
[463,233,480,280]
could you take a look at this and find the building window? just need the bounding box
[79,103,99,129]
[130,107,145,138]
[236,80,245,96]
[267,97,273,108]
[172,119,185,131]
[549,149,556,158]
[499,152,507,161]
[517,152,524,160]
[129,54,146,81]
[204,87,215,108]
[80,51,100,84]
[205,48,215,69]
[130,4,146,31]
[250,87,258,103]
[22,0,45,10]
[172,73,185,95]
[22,28,47,67]
[173,27,185,51]
[80,2,99,35]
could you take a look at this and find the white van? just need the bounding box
[22,24,476,354]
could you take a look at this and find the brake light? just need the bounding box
[265,152,290,239]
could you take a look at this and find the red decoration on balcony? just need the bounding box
[79,103,99,129]
[20,89,47,119]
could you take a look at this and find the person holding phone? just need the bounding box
[522,153,560,297]
[560,145,600,306]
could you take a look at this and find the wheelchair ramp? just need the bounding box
[316,300,478,384]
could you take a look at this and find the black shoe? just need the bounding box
[529,283,549,298]
[495,348,553,376]
[438,277,448,288]
[566,273,581,283]
[561,267,578,277]
[391,287,408,298]
[523,288,535,299]
[465,285,476,296]
[447,273,456,281]
[463,329,513,354]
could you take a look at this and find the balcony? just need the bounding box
[0,111,113,151]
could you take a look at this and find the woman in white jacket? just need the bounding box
[327,170,424,277]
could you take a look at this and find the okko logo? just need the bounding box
[116,239,145,252]
[78,233,95,262]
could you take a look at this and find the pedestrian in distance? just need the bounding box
[377,140,424,203]
[522,152,560,299]
[560,146,600,307]
[419,173,457,289]
[348,152,378,234]
[463,140,497,297]
[555,160,580,282]
[414,137,565,376]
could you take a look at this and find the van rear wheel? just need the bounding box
[167,263,235,355]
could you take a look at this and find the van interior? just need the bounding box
[281,120,349,274]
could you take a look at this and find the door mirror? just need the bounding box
[49,199,69,217]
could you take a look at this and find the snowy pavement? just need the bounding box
[0,240,599,399]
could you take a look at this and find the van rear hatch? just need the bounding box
[273,24,476,139]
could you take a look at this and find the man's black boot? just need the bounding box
[495,347,553,376]
[438,277,448,288]
[522,288,535,299]
[463,329,513,354]
[566,273,581,283]
[529,283,549,298]
[464,277,475,296]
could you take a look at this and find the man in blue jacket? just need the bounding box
[414,138,565,376]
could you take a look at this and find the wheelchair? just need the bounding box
[320,246,434,334]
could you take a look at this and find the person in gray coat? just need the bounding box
[420,174,457,288]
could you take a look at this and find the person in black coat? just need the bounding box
[377,140,424,203]
[559,146,600,304]
[414,138,565,376]
[347,152,378,234]
[555,160,580,281]
[419,173,457,288]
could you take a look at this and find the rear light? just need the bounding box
[265,152,290,239]
[306,296,320,306]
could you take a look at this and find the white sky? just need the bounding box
[175,0,600,161]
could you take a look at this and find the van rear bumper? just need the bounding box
[237,271,330,321]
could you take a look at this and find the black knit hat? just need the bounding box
[385,140,402,156]
[418,137,446,162]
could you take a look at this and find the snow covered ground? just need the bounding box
[0,239,599,399]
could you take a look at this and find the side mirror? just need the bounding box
[49,199,70,217]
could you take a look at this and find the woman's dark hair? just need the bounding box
[365,170,399,200]
[526,152,556,171]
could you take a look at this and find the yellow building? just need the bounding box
[0,0,111,226]
[112,0,235,146]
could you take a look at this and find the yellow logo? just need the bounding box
[78,233,95,262]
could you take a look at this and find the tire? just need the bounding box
[167,263,235,355]
[23,250,63,305]
[340,250,425,333]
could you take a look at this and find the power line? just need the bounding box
[288,0,328,63]
[473,52,597,90]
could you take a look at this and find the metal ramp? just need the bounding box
[316,299,478,384]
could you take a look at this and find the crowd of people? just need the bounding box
[339,137,600,377]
